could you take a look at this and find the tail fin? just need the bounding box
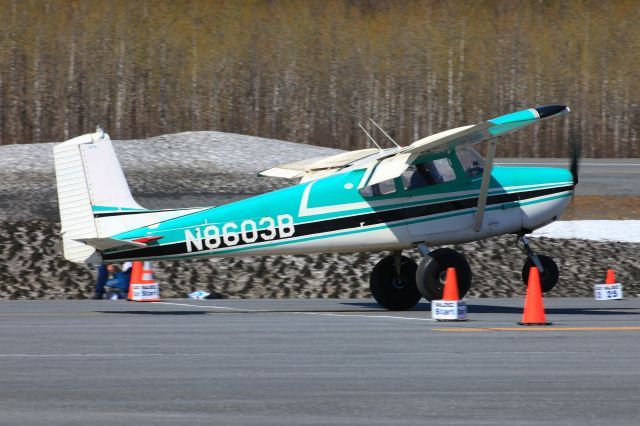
[54,128,144,264]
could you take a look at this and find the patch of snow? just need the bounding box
[0,131,342,174]
[532,220,640,243]
[0,131,344,220]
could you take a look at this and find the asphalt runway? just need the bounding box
[496,158,640,196]
[2,298,640,425]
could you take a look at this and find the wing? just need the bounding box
[361,105,570,188]
[258,148,380,181]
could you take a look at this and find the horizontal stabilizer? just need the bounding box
[74,237,147,250]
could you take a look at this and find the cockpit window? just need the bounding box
[359,178,397,197]
[456,146,484,177]
[401,158,456,190]
[378,179,396,195]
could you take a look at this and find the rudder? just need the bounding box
[53,128,143,264]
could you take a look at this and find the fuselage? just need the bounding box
[102,151,574,263]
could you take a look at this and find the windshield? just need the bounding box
[359,178,397,197]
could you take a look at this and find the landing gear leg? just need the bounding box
[370,251,420,311]
[516,234,559,293]
[516,234,543,272]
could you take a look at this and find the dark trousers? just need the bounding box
[95,264,109,298]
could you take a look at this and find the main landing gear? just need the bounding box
[516,234,559,293]
[369,235,560,310]
[369,246,472,310]
[415,246,472,302]
[369,252,421,310]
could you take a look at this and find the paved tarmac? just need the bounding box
[2,298,640,425]
[496,158,640,196]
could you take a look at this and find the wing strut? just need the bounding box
[368,119,401,148]
[473,140,497,232]
[358,123,383,152]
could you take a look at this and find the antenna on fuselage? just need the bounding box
[368,118,401,149]
[358,123,383,152]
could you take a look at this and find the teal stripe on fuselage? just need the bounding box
[92,205,146,212]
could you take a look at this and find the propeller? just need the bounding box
[568,128,582,187]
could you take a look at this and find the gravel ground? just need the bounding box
[0,131,638,300]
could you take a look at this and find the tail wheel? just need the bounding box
[522,255,559,293]
[416,248,472,301]
[369,255,420,311]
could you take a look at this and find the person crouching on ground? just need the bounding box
[94,262,133,299]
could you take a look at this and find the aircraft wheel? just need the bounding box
[369,255,420,311]
[522,255,559,293]
[416,248,472,301]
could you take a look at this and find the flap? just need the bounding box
[258,148,379,181]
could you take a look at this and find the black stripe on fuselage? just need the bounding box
[102,185,572,261]
[93,208,201,218]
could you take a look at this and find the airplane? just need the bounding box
[53,104,576,310]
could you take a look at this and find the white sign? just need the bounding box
[594,283,623,300]
[431,300,467,321]
[130,283,160,302]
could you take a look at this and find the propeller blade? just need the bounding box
[569,128,582,187]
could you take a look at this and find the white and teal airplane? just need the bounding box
[54,105,576,310]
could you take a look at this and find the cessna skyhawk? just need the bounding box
[54,105,576,310]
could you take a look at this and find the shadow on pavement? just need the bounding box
[97,310,208,315]
[341,302,640,316]
[341,301,431,311]
[468,305,640,316]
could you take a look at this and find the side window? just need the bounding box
[401,158,456,190]
[432,158,456,181]
[378,179,396,195]
[359,179,397,197]
[456,147,484,177]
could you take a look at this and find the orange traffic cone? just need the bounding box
[140,261,156,284]
[518,267,552,326]
[127,261,143,300]
[431,267,467,321]
[128,261,161,302]
[605,269,616,285]
[442,267,460,301]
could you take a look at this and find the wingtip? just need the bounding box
[535,105,570,119]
